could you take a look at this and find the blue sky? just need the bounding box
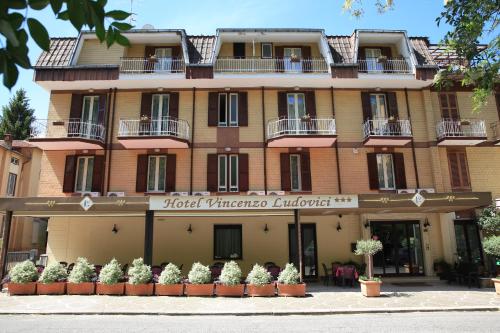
[1,0,453,119]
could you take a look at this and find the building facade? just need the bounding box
[1,28,499,279]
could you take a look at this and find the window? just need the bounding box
[147,155,167,192]
[365,48,383,71]
[81,96,99,138]
[376,154,395,190]
[151,94,170,120]
[154,48,173,71]
[218,154,239,192]
[218,93,238,126]
[290,154,302,191]
[6,173,17,196]
[10,157,19,165]
[454,220,483,263]
[284,47,302,71]
[447,149,470,190]
[439,93,459,120]
[287,93,306,119]
[74,156,94,193]
[261,43,272,58]
[370,93,387,119]
[214,225,242,260]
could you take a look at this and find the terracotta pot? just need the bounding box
[247,284,276,297]
[493,278,500,295]
[277,283,306,297]
[185,283,214,296]
[125,283,154,296]
[8,282,36,295]
[155,284,184,296]
[359,279,382,297]
[36,282,66,295]
[66,282,95,295]
[215,284,245,297]
[96,282,124,295]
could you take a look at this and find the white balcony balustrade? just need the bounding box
[117,118,190,149]
[363,119,412,138]
[215,57,329,74]
[358,58,412,74]
[119,57,185,74]
[266,118,337,147]
[436,119,487,145]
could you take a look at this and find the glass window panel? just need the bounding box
[262,43,272,58]
[466,223,482,263]
[376,154,395,190]
[152,95,160,120]
[385,155,395,189]
[85,157,94,191]
[6,173,16,196]
[147,156,156,192]
[91,96,99,123]
[296,93,306,117]
[214,226,242,259]
[81,97,91,122]
[162,94,169,118]
[230,155,238,191]
[290,154,301,191]
[75,158,85,192]
[219,94,227,125]
[287,93,296,118]
[454,223,468,262]
[218,155,227,191]
[158,156,166,191]
[229,94,238,126]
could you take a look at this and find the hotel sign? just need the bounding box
[150,195,359,211]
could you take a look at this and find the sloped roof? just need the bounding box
[326,35,355,64]
[186,35,216,65]
[409,37,437,66]
[35,37,77,67]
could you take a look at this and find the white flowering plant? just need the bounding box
[219,261,242,286]
[158,263,182,285]
[68,257,95,283]
[98,258,123,285]
[9,260,38,284]
[246,264,272,286]
[187,262,211,284]
[127,258,152,285]
[38,262,67,284]
[277,263,300,285]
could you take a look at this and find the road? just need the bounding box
[0,312,499,332]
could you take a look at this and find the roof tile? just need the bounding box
[35,37,77,67]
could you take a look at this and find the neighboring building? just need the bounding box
[1,28,499,279]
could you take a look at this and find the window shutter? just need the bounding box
[278,92,288,118]
[380,47,392,58]
[165,154,176,192]
[361,92,372,121]
[207,154,218,192]
[171,46,181,59]
[238,91,248,126]
[97,94,107,125]
[145,46,156,57]
[448,150,470,190]
[169,92,179,119]
[357,47,366,60]
[136,154,148,193]
[140,93,152,118]
[238,154,249,192]
[457,152,470,189]
[70,94,83,119]
[300,153,312,191]
[62,155,77,193]
[386,92,399,118]
[275,46,284,72]
[448,93,459,120]
[280,153,291,191]
[233,43,246,58]
[208,92,218,126]
[393,153,407,189]
[301,46,312,72]
[305,91,316,118]
[367,153,379,190]
[91,155,105,192]
[439,93,459,120]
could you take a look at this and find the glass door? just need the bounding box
[289,223,318,279]
[365,48,383,72]
[81,96,99,139]
[454,220,483,264]
[154,48,172,72]
[287,93,306,134]
[151,94,170,135]
[284,47,302,72]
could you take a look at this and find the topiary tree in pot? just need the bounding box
[277,263,305,297]
[125,258,153,296]
[155,263,184,296]
[355,239,383,297]
[185,262,213,296]
[477,205,500,294]
[96,258,124,295]
[246,264,275,297]
[67,257,95,295]
[216,261,244,297]
[37,262,68,295]
[8,260,38,295]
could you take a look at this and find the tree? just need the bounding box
[0,88,35,140]
[0,0,133,89]
[478,205,500,273]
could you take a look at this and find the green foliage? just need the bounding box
[187,262,211,284]
[246,264,272,286]
[158,263,182,285]
[342,0,394,18]
[67,257,94,284]
[98,258,123,285]
[482,236,500,258]
[0,88,35,139]
[359,275,381,282]
[127,258,152,285]
[219,261,242,286]
[277,263,300,285]
[0,0,132,89]
[478,205,500,234]
[355,239,383,256]
[9,260,38,283]
[38,262,67,284]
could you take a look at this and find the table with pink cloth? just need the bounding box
[334,266,359,279]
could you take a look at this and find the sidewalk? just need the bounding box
[0,282,498,315]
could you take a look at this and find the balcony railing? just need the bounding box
[436,119,487,139]
[267,118,336,139]
[119,57,185,74]
[30,119,106,142]
[358,58,412,74]
[363,119,412,139]
[118,117,190,141]
[215,57,329,74]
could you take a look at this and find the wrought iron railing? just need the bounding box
[358,58,412,74]
[267,118,336,139]
[436,119,487,139]
[30,119,106,142]
[215,57,329,73]
[363,119,412,139]
[119,57,185,73]
[118,117,190,140]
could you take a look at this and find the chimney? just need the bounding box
[4,133,12,149]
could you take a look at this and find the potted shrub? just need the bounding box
[125,258,153,296]
[185,262,213,296]
[96,258,124,295]
[478,205,500,294]
[277,263,305,297]
[215,261,245,297]
[155,263,184,296]
[37,262,67,295]
[67,257,95,295]
[355,239,384,297]
[246,264,275,297]
[7,260,38,295]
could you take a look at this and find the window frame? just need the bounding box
[217,154,239,193]
[286,93,306,119]
[369,93,388,119]
[218,93,238,127]
[261,43,273,59]
[74,156,94,193]
[151,93,170,120]
[376,153,396,190]
[213,224,243,260]
[289,154,302,192]
[439,92,459,120]
[6,172,17,196]
[147,155,167,193]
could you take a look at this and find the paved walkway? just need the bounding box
[0,282,498,315]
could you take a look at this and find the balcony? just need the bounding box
[117,117,190,149]
[436,119,487,146]
[266,118,337,147]
[362,119,412,146]
[30,119,106,150]
[215,57,329,74]
[119,57,185,75]
[358,58,412,75]
[491,121,500,145]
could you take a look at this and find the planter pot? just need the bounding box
[478,277,494,289]
[215,284,245,297]
[155,284,184,296]
[96,282,124,295]
[125,283,154,296]
[493,278,500,295]
[185,283,214,297]
[247,284,276,297]
[277,283,306,297]
[36,282,66,295]
[66,282,95,295]
[359,279,382,297]
[8,282,36,295]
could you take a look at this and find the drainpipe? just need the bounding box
[101,88,113,195]
[189,87,196,195]
[405,88,420,188]
[105,88,118,193]
[331,86,342,194]
[261,86,268,193]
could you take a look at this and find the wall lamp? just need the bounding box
[364,221,370,229]
[112,224,118,234]
[423,219,431,232]
[336,222,342,232]
[264,224,269,233]
[187,224,193,234]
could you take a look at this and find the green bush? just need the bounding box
[158,263,182,285]
[187,262,211,284]
[246,264,271,286]
[277,263,300,285]
[219,261,242,286]
[127,258,152,285]
[9,260,38,284]
[355,239,383,281]
[38,262,67,284]
[99,258,123,285]
[482,236,500,258]
[477,205,500,233]
[68,257,95,283]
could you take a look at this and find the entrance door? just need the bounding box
[371,221,424,276]
[288,223,318,279]
[154,48,172,72]
[454,219,483,263]
[81,96,99,138]
[365,48,383,72]
[284,47,302,72]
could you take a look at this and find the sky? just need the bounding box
[0,0,455,119]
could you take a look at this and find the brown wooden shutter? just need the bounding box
[367,153,379,190]
[380,47,392,58]
[238,91,248,126]
[386,92,399,118]
[169,92,179,119]
[448,150,470,190]
[305,91,316,118]
[357,47,366,60]
[62,155,77,193]
[233,43,245,58]
[140,93,152,118]
[238,153,249,192]
[136,154,148,193]
[69,94,83,119]
[165,154,176,192]
[302,46,312,73]
[207,154,218,192]
[145,46,156,57]
[208,92,218,126]
[393,153,407,189]
[448,93,459,120]
[171,46,181,59]
[439,93,459,120]
[278,92,288,118]
[97,94,107,125]
[457,151,470,189]
[275,46,284,72]
[361,92,372,121]
[300,153,312,192]
[280,153,291,191]
[91,155,105,192]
